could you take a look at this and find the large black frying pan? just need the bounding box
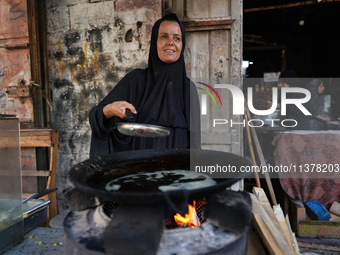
[69,149,252,211]
[116,109,171,138]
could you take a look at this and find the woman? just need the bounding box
[305,79,331,130]
[89,13,201,158]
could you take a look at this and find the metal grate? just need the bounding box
[102,201,119,217]
[195,200,207,223]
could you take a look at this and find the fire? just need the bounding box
[174,200,201,228]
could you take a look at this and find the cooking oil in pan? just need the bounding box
[105,170,216,192]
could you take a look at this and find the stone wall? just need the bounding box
[45,0,162,209]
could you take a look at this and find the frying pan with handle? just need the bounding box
[116,109,171,138]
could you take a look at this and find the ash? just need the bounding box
[157,222,239,255]
[65,205,240,254]
[64,206,110,251]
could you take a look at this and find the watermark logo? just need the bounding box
[195,80,313,128]
[196,82,222,115]
[196,82,223,106]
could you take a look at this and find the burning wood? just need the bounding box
[174,201,201,228]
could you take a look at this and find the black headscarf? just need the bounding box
[304,79,327,130]
[306,79,324,117]
[89,13,201,158]
[136,13,189,128]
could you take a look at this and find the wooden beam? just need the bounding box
[251,193,292,254]
[22,170,51,177]
[244,0,340,13]
[182,19,235,32]
[252,213,284,255]
[246,108,277,206]
[183,19,235,27]
[20,129,54,147]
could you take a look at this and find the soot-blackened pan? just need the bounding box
[116,109,171,138]
[69,149,252,211]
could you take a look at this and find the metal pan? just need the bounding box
[116,109,171,138]
[68,149,252,208]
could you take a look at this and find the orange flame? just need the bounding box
[174,201,201,228]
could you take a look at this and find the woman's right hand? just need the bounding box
[323,116,331,122]
[103,101,137,119]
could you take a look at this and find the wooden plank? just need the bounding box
[288,200,306,234]
[329,201,340,217]
[182,19,234,32]
[20,129,53,147]
[46,129,59,220]
[244,108,261,188]
[253,187,297,253]
[185,25,232,32]
[330,213,340,222]
[47,129,58,189]
[250,193,294,255]
[298,221,340,238]
[0,170,49,177]
[247,226,267,255]
[22,170,50,177]
[19,128,59,222]
[20,137,52,147]
[285,214,301,255]
[20,128,53,133]
[296,207,306,222]
[247,107,277,205]
[252,213,283,255]
[273,205,295,253]
[253,187,277,218]
[182,19,235,27]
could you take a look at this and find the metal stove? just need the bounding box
[63,149,252,255]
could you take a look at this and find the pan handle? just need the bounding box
[125,109,135,122]
[164,190,190,215]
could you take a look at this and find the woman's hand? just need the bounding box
[323,116,331,122]
[316,114,331,122]
[103,101,137,119]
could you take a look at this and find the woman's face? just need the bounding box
[318,83,325,94]
[157,21,182,63]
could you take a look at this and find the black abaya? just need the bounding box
[89,13,201,158]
